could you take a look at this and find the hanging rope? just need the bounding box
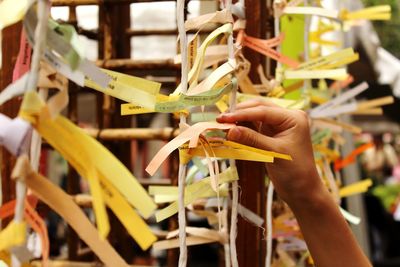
[223,0,240,266]
[12,1,50,266]
[176,0,189,265]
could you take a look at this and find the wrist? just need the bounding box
[284,170,332,214]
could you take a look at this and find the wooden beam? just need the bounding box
[243,0,266,83]
[235,0,268,265]
[96,58,179,70]
[31,260,155,267]
[83,127,179,141]
[51,0,209,6]
[125,27,215,37]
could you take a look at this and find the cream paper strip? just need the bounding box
[146,122,235,176]
[284,69,347,80]
[185,10,233,31]
[174,24,233,94]
[283,6,339,19]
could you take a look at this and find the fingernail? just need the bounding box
[228,127,241,140]
[219,112,232,117]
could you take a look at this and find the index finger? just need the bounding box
[217,105,293,128]
[236,98,281,110]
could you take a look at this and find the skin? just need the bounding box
[217,99,372,267]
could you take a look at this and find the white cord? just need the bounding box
[176,0,189,265]
[223,197,231,267]
[177,163,188,267]
[14,0,49,223]
[224,0,239,265]
[230,179,239,267]
[265,182,274,267]
[12,1,49,266]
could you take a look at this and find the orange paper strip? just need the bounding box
[334,143,374,171]
[0,197,49,265]
[242,33,300,68]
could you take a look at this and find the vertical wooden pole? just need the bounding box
[235,0,268,266]
[244,0,266,83]
[0,23,22,218]
[108,4,137,263]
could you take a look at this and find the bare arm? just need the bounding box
[217,100,371,267]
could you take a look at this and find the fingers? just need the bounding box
[217,105,292,128]
[236,99,280,110]
[227,126,278,151]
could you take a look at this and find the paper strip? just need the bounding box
[155,167,239,222]
[283,6,339,19]
[0,73,30,106]
[0,114,31,156]
[85,68,161,109]
[242,34,299,68]
[175,23,232,94]
[146,122,235,175]
[339,207,361,225]
[0,0,30,30]
[12,156,130,267]
[0,221,26,252]
[13,30,32,82]
[19,91,157,219]
[310,82,368,116]
[284,69,347,80]
[121,80,234,115]
[185,10,233,31]
[339,179,372,198]
[24,7,110,88]
[296,48,356,70]
[334,143,374,171]
[341,5,391,21]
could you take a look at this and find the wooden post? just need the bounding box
[235,0,268,266]
[0,23,22,218]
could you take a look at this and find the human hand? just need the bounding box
[217,99,324,205]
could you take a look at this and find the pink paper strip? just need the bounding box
[13,30,32,82]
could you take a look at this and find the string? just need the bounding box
[265,182,274,267]
[221,163,231,267]
[14,0,49,230]
[264,1,283,266]
[13,0,50,266]
[176,0,189,265]
[224,0,239,265]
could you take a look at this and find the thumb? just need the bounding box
[227,126,277,152]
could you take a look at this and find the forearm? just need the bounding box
[287,179,371,267]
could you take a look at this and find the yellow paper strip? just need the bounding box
[0,221,26,251]
[155,167,238,222]
[174,23,232,94]
[12,156,130,267]
[19,91,157,219]
[84,68,161,109]
[0,0,29,30]
[285,69,347,80]
[339,179,373,198]
[296,48,355,70]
